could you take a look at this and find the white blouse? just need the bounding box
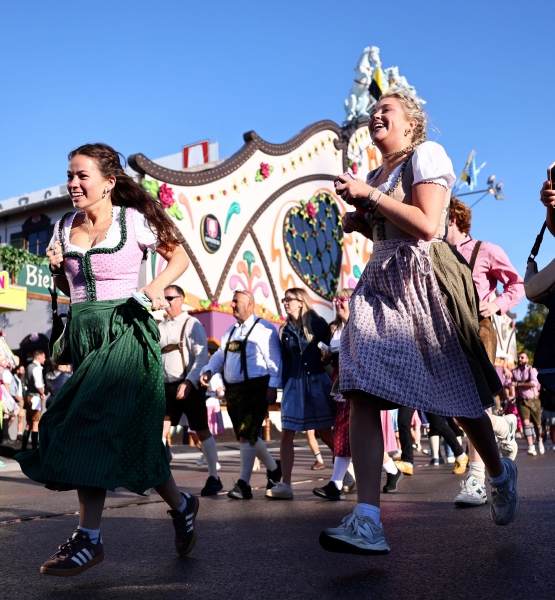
[50,206,159,253]
[366,141,456,192]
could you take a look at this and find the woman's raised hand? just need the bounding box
[540,181,555,208]
[46,241,64,271]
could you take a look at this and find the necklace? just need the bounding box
[84,208,113,244]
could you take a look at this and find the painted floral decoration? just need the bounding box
[142,180,183,219]
[255,162,274,182]
[283,191,343,299]
[348,158,361,175]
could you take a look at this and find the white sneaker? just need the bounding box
[265,481,293,500]
[527,445,537,456]
[454,476,488,506]
[538,440,545,455]
[446,456,456,464]
[196,455,206,466]
[498,414,518,461]
[319,506,390,555]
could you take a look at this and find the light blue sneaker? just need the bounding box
[490,458,519,526]
[319,506,390,555]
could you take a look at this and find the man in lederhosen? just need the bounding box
[200,290,282,499]
[159,285,223,497]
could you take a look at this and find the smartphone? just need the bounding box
[132,291,152,310]
[548,162,555,189]
[334,172,354,188]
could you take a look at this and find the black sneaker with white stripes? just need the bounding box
[167,492,200,556]
[40,529,104,577]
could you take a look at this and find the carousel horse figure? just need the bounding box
[343,46,381,122]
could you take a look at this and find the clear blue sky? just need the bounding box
[1,1,554,318]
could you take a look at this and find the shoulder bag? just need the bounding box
[48,286,72,365]
[469,241,497,363]
[524,222,555,304]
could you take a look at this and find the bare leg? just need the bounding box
[280,429,296,484]
[306,430,319,454]
[349,392,384,507]
[317,427,334,453]
[154,474,186,510]
[162,418,171,439]
[78,488,107,529]
[456,413,503,478]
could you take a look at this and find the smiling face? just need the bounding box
[67,155,115,212]
[333,296,350,322]
[370,97,417,152]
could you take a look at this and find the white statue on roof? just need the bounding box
[343,48,425,123]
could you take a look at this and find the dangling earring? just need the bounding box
[404,130,410,137]
[102,189,109,198]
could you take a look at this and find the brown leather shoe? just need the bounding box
[311,461,325,470]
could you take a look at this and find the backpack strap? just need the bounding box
[469,240,482,273]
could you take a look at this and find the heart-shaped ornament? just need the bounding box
[283,191,343,299]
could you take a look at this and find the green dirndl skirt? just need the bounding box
[15,299,171,493]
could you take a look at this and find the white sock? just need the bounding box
[455,452,467,460]
[430,435,440,459]
[314,451,323,463]
[382,457,398,474]
[347,461,356,480]
[201,436,219,478]
[357,503,380,524]
[77,525,102,544]
[239,443,257,484]
[162,438,167,445]
[468,461,486,486]
[331,456,351,489]
[256,438,278,471]
[491,415,510,440]
[176,492,188,513]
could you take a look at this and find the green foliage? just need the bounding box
[515,302,549,360]
[0,246,49,282]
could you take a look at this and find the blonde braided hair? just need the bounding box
[378,90,427,158]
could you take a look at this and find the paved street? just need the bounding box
[1,440,555,600]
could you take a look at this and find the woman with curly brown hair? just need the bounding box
[15,143,197,576]
[319,91,519,556]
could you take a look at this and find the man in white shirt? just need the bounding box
[159,285,223,497]
[200,290,282,500]
[22,350,47,451]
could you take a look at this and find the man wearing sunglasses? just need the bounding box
[159,285,223,497]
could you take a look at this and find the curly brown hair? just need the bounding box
[68,143,182,252]
[449,197,472,235]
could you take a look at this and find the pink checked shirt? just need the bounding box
[455,237,524,315]
[511,364,539,400]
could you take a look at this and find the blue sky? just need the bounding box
[1,1,554,318]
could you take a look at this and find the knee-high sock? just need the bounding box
[31,431,38,451]
[430,435,440,459]
[239,443,257,484]
[201,436,219,478]
[491,415,509,440]
[21,430,30,451]
[331,456,351,490]
[256,438,277,471]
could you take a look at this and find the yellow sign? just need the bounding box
[0,271,9,294]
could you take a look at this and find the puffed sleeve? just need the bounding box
[412,141,456,190]
[133,209,159,251]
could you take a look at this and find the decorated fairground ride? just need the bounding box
[131,46,516,364]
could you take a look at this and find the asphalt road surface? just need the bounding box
[1,440,554,600]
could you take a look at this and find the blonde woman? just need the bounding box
[266,288,335,499]
[319,92,518,555]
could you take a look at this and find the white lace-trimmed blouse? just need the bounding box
[366,141,456,192]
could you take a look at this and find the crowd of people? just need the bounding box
[7,89,555,575]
